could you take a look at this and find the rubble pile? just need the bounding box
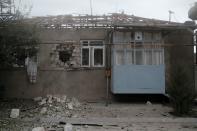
[32,95,81,118]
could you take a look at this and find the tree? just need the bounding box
[0,0,38,68]
[168,65,196,115]
[0,22,39,68]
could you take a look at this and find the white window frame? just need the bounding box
[81,40,105,67]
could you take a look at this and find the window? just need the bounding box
[126,50,133,64]
[81,47,90,67]
[135,50,143,65]
[115,50,124,65]
[81,40,105,67]
[113,31,164,66]
[153,49,164,65]
[93,48,104,67]
[144,50,152,65]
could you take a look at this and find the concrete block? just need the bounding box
[47,95,53,104]
[40,107,47,114]
[60,95,67,103]
[71,98,80,108]
[39,98,47,105]
[70,61,77,65]
[33,97,42,102]
[10,109,20,118]
[67,103,73,110]
[32,127,45,131]
[54,96,61,103]
[146,101,152,105]
[64,123,73,131]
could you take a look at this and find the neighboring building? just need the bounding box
[0,13,195,101]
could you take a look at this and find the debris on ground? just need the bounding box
[31,95,82,118]
[1,98,197,131]
[10,108,20,118]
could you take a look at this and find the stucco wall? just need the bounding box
[0,69,107,101]
[0,28,109,101]
[0,28,195,100]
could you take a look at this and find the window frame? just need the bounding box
[81,40,105,67]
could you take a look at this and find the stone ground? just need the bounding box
[0,97,197,131]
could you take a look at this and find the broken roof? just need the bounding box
[28,13,196,29]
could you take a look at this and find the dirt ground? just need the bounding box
[0,98,197,131]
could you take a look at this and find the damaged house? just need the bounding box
[0,13,195,101]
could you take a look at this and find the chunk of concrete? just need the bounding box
[47,95,53,104]
[61,95,67,103]
[71,97,80,107]
[40,107,47,114]
[32,127,45,131]
[39,98,47,105]
[146,101,152,105]
[64,123,73,131]
[67,103,73,110]
[33,97,42,102]
[10,109,20,118]
[53,96,61,103]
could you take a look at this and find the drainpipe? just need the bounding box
[105,30,113,106]
[195,30,197,65]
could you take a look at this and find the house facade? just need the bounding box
[0,14,195,101]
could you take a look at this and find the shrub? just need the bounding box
[168,65,196,116]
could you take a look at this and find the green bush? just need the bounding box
[168,65,196,116]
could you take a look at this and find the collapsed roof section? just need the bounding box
[28,13,195,29]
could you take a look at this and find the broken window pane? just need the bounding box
[94,48,103,66]
[116,50,124,65]
[82,48,89,66]
[135,50,143,65]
